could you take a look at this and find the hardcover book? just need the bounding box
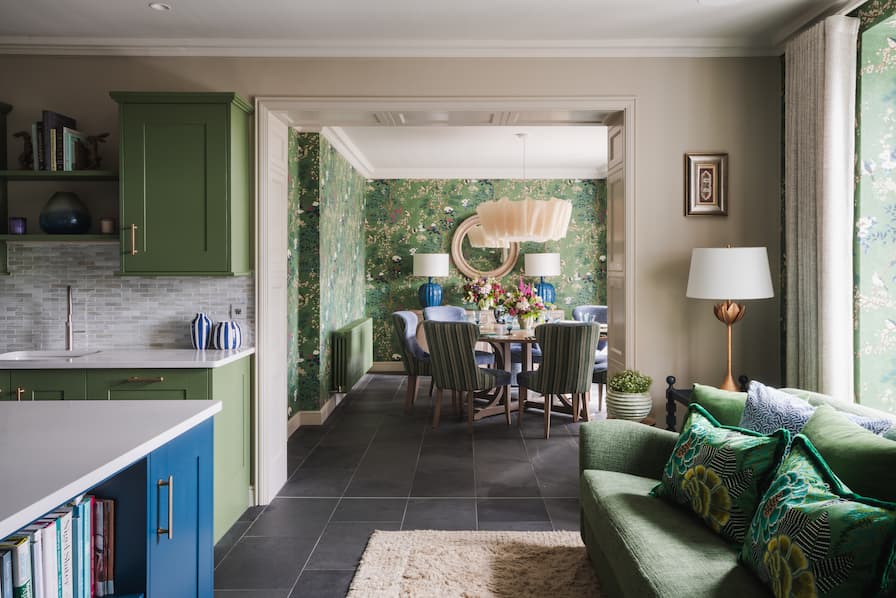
[40,111,76,172]
[0,537,32,598]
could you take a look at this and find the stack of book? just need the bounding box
[30,111,91,172]
[0,495,116,598]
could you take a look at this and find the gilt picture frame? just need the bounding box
[685,152,728,216]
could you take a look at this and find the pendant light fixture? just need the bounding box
[476,133,572,243]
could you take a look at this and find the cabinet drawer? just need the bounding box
[87,369,209,400]
[10,370,87,400]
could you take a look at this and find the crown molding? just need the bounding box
[320,127,375,179]
[0,36,777,58]
[770,0,856,47]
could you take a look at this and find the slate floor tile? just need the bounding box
[214,520,251,567]
[245,498,337,538]
[331,498,407,522]
[290,570,354,598]
[305,522,401,570]
[279,468,354,498]
[214,536,315,590]
[476,498,550,522]
[402,498,477,530]
[544,498,580,531]
[215,590,290,598]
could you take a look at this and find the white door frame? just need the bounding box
[252,95,637,504]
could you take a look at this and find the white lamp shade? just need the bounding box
[413,253,449,277]
[524,253,561,277]
[476,197,572,243]
[686,247,774,300]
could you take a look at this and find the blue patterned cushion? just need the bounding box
[739,381,816,436]
[844,413,893,436]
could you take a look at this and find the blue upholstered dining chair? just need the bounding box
[423,320,512,431]
[517,322,601,438]
[573,304,608,409]
[391,311,432,413]
[423,305,495,366]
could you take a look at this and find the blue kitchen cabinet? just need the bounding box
[94,418,214,597]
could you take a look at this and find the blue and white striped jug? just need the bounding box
[212,321,242,350]
[190,312,212,350]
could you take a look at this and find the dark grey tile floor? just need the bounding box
[213,373,604,597]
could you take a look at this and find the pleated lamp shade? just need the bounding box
[467,225,510,248]
[476,197,572,243]
[413,253,450,278]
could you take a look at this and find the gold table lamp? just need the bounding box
[686,247,774,391]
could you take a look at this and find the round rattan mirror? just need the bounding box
[450,215,520,279]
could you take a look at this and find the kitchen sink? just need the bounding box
[0,350,100,361]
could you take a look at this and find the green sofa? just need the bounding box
[578,388,896,598]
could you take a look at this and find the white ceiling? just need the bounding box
[324,126,608,179]
[0,0,852,57]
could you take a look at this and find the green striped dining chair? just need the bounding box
[392,311,432,413]
[517,322,601,438]
[423,320,512,431]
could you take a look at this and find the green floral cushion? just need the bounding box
[740,435,896,598]
[651,404,789,544]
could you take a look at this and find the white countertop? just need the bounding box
[0,400,222,539]
[0,347,255,369]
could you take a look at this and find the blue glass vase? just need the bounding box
[39,191,91,234]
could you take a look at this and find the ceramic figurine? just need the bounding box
[13,131,33,170]
[85,133,109,169]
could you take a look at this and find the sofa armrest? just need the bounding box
[579,420,678,480]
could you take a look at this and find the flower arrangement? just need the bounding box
[463,277,505,310]
[608,370,652,394]
[502,279,548,320]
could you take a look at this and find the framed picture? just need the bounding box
[684,152,728,216]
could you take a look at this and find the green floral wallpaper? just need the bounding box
[288,132,366,414]
[856,12,896,412]
[365,179,607,361]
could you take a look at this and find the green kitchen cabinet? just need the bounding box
[111,92,252,276]
[9,370,87,400]
[0,370,10,400]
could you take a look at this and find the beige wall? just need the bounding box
[0,55,782,417]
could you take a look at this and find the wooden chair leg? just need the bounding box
[572,393,580,423]
[544,394,552,439]
[582,391,591,422]
[467,391,475,433]
[452,390,460,416]
[433,388,443,429]
[518,386,525,427]
[429,378,434,398]
[405,374,419,413]
[504,386,512,426]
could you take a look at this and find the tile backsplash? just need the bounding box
[0,244,254,351]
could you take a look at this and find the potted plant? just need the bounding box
[606,369,653,421]
[462,277,505,324]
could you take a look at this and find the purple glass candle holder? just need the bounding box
[8,217,26,235]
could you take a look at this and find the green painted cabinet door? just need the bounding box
[209,357,252,542]
[10,370,87,400]
[112,92,252,276]
[0,371,10,400]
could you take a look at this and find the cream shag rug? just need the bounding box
[347,530,601,598]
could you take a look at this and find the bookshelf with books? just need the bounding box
[0,102,119,273]
[0,400,218,598]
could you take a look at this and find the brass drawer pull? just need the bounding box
[126,376,165,384]
[130,223,139,256]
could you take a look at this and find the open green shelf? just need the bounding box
[0,170,118,181]
[0,234,119,243]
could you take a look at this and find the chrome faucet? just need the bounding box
[66,286,74,351]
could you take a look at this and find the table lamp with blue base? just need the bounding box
[413,253,450,308]
[525,253,561,305]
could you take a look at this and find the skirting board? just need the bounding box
[287,392,346,434]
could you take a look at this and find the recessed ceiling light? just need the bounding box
[148,2,172,11]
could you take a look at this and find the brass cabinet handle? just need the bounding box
[15,387,24,401]
[156,475,174,539]
[126,376,165,383]
[129,223,139,256]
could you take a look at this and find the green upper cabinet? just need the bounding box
[111,92,253,276]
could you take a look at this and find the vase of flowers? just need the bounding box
[463,277,506,324]
[502,279,547,331]
[606,370,653,421]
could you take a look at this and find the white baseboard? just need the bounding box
[286,391,348,435]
